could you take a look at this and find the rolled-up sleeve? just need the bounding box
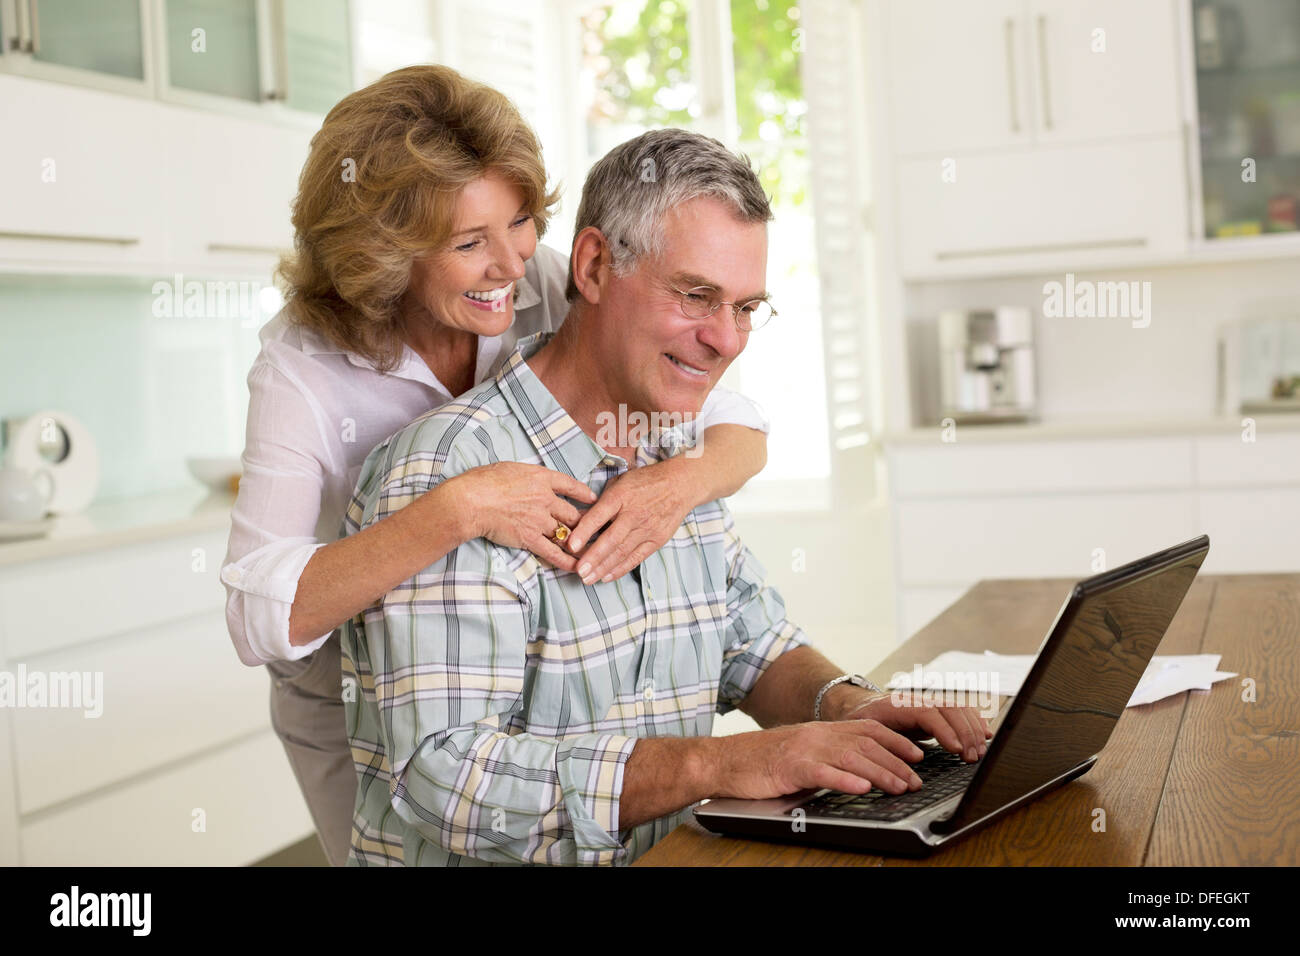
[221,360,335,666]
[359,475,637,865]
[696,384,770,434]
[716,512,812,714]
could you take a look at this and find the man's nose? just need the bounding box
[697,306,746,359]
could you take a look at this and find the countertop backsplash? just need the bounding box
[0,274,266,502]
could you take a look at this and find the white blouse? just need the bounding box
[220,243,771,667]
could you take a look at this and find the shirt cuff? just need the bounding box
[718,624,813,714]
[221,537,330,664]
[555,733,638,866]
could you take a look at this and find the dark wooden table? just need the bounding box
[633,574,1299,866]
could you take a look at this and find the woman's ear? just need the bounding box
[570,226,610,305]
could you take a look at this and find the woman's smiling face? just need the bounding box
[401,170,539,337]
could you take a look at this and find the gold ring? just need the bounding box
[552,524,570,543]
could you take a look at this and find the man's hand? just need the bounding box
[706,719,927,801]
[565,463,694,585]
[838,691,992,763]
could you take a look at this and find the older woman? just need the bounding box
[219,65,770,866]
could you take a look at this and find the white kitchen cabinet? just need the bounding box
[885,423,1300,642]
[0,70,309,277]
[0,74,169,270]
[895,137,1189,276]
[885,0,1181,155]
[880,0,1189,278]
[160,103,310,275]
[20,731,311,866]
[885,0,1031,156]
[0,510,315,865]
[1027,0,1182,146]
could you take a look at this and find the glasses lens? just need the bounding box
[737,300,773,331]
[680,287,716,319]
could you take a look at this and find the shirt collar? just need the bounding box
[495,332,609,482]
[494,332,682,482]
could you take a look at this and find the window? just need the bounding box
[561,0,831,494]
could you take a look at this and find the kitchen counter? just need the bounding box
[880,412,1300,446]
[0,485,235,568]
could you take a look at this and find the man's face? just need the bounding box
[591,196,768,421]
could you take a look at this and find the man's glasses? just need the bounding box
[667,284,776,333]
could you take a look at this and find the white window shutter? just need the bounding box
[801,0,882,504]
[433,0,564,183]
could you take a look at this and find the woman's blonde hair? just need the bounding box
[277,64,559,372]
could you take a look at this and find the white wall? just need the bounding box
[901,256,1300,426]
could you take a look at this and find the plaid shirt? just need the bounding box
[339,333,810,866]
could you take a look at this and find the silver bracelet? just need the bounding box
[813,674,883,721]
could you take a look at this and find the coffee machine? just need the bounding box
[937,308,1037,423]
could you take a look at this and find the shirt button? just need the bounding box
[643,682,655,702]
[224,567,243,584]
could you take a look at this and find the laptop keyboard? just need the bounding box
[799,744,981,823]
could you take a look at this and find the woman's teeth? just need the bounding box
[667,354,709,377]
[464,282,513,302]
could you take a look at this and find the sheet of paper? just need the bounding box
[886,651,1236,708]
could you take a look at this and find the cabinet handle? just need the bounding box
[0,229,139,245]
[207,242,284,255]
[1037,14,1052,130]
[1004,18,1020,133]
[934,237,1147,261]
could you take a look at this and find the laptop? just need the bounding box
[694,534,1211,856]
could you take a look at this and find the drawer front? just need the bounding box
[888,437,1193,499]
[0,529,229,661]
[20,731,314,866]
[1195,434,1300,488]
[1197,491,1300,574]
[896,493,1199,584]
[11,609,269,814]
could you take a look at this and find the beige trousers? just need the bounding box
[266,633,356,866]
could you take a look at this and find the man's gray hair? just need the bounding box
[564,128,773,301]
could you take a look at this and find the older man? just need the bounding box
[339,129,990,866]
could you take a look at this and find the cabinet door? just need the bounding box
[30,0,146,80]
[1027,0,1181,146]
[885,0,1032,156]
[163,0,263,102]
[1191,0,1300,240]
[895,136,1188,277]
[0,74,168,268]
[161,103,310,275]
[279,0,352,115]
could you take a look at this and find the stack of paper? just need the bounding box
[886,650,1235,708]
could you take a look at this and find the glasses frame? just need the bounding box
[666,283,777,333]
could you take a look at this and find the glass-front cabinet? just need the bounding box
[0,0,355,117]
[0,0,151,93]
[159,0,353,114]
[1191,0,1300,242]
[163,0,262,102]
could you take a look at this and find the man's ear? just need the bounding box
[570,226,610,305]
